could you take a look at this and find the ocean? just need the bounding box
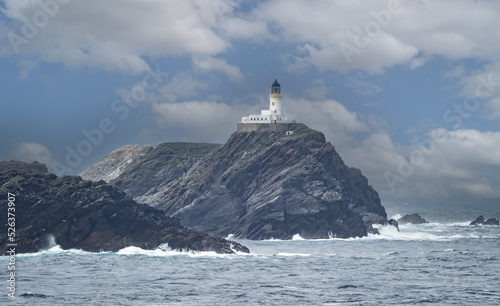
[2,204,499,305]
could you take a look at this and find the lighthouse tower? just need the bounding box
[269,79,283,115]
[240,79,294,124]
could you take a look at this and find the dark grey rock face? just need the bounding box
[388,219,400,231]
[147,123,388,240]
[0,160,48,174]
[81,145,153,183]
[470,215,499,225]
[397,213,428,225]
[0,162,248,254]
[81,143,219,202]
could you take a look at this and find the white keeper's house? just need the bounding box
[241,79,295,124]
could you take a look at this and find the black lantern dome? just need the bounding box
[271,79,280,94]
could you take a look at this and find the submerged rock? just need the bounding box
[135,123,388,240]
[397,213,428,225]
[470,215,499,225]
[0,162,248,254]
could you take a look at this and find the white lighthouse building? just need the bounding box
[241,80,294,124]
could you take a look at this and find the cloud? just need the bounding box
[252,0,418,74]
[380,128,500,203]
[456,62,500,118]
[303,79,328,100]
[152,100,253,142]
[409,55,431,70]
[12,142,53,166]
[287,98,370,137]
[192,56,243,82]
[158,74,209,103]
[431,129,500,168]
[247,0,500,74]
[5,0,500,76]
[392,1,500,61]
[1,0,231,74]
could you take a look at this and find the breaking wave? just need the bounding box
[11,244,240,259]
[242,219,499,243]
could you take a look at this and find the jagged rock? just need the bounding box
[138,123,388,239]
[368,219,399,235]
[485,218,500,225]
[0,162,248,254]
[81,143,219,202]
[397,213,428,225]
[388,219,400,231]
[470,215,485,225]
[81,145,154,183]
[470,215,499,225]
[0,160,48,174]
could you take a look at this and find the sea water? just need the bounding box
[1,204,499,305]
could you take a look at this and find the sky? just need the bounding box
[1,0,500,207]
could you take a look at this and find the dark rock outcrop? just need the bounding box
[397,213,428,225]
[388,219,400,231]
[470,215,499,225]
[368,219,399,235]
[80,145,153,183]
[0,160,48,174]
[81,143,219,202]
[0,161,249,254]
[141,123,388,239]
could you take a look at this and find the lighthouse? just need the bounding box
[269,79,283,115]
[241,79,294,124]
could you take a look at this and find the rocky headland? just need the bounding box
[89,123,391,240]
[0,161,248,254]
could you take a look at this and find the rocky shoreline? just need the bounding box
[0,161,249,255]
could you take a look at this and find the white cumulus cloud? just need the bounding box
[1,0,231,74]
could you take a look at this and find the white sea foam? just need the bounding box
[261,237,287,242]
[115,245,233,258]
[275,252,311,257]
[12,244,242,258]
[15,245,97,258]
[365,221,500,241]
[390,213,402,220]
[12,220,497,260]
